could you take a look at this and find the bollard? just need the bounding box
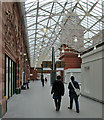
[4,96,7,112]
[15,88,21,94]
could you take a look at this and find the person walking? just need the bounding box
[41,76,44,87]
[68,76,80,113]
[51,75,65,111]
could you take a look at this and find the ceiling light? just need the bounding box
[74,36,78,42]
[43,28,47,32]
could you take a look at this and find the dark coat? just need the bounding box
[51,79,65,96]
[68,81,80,96]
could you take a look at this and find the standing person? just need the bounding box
[51,75,65,111]
[41,76,44,87]
[68,76,80,113]
[45,77,48,83]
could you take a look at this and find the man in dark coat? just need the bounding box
[51,75,65,111]
[68,76,80,113]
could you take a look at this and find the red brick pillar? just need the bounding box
[59,44,82,69]
[30,68,37,81]
[60,71,64,82]
[16,58,19,88]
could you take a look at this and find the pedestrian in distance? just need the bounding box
[41,76,44,87]
[68,76,80,113]
[45,77,48,83]
[51,75,65,111]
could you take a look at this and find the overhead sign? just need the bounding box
[56,61,65,68]
[42,61,51,68]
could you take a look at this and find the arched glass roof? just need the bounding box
[24,0,103,67]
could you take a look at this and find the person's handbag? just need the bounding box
[71,81,81,96]
[53,93,58,99]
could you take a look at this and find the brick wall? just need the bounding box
[1,2,30,116]
[60,45,82,69]
[0,0,2,113]
[60,54,82,69]
[30,68,37,80]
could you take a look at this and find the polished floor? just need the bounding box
[3,80,103,118]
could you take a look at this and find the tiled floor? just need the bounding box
[3,80,103,118]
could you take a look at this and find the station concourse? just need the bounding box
[0,0,104,119]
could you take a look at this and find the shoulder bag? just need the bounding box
[70,81,81,96]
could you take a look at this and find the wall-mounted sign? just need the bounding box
[36,67,42,72]
[42,61,51,68]
[56,61,65,68]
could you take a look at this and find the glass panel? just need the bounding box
[24,0,103,67]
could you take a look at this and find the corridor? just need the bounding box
[0,1,104,119]
[3,81,103,118]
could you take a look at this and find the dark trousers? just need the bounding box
[54,96,61,110]
[42,81,44,86]
[70,94,79,112]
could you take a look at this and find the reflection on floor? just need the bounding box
[3,80,103,118]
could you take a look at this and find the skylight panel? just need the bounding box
[76,7,85,15]
[24,0,103,67]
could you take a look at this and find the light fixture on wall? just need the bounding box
[78,54,80,57]
[55,56,57,59]
[62,49,64,53]
[24,53,26,56]
[94,46,96,50]
[20,52,22,56]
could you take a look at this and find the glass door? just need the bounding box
[9,59,12,97]
[11,61,14,96]
[6,56,9,99]
[4,55,16,99]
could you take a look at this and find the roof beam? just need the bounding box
[26,1,53,14]
[78,0,100,25]
[33,1,39,67]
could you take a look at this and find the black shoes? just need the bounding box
[56,107,60,111]
[56,108,59,111]
[76,110,79,113]
[68,107,72,109]
[68,107,80,113]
